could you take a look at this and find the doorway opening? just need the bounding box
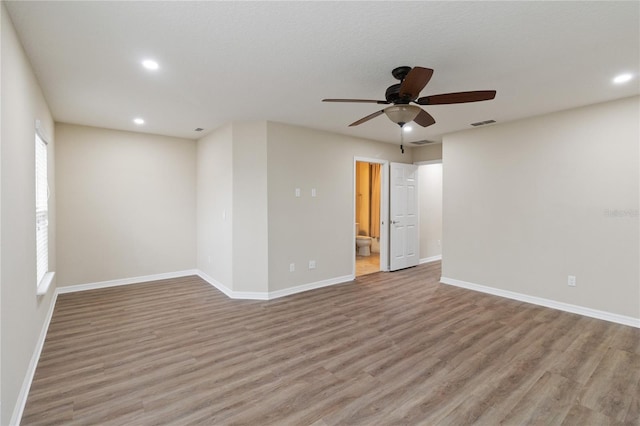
[354,159,387,276]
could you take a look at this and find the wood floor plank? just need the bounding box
[624,392,640,426]
[21,263,640,425]
[499,371,579,425]
[561,404,617,426]
[580,347,640,421]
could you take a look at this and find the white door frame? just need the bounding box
[353,157,390,275]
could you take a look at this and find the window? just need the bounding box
[35,129,52,293]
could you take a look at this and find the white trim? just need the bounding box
[56,269,198,294]
[268,274,355,300]
[196,270,265,300]
[36,271,55,296]
[419,255,442,264]
[34,119,51,144]
[414,159,443,165]
[198,270,355,301]
[440,276,640,328]
[10,290,59,426]
[50,268,356,301]
[353,157,389,273]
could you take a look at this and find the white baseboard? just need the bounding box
[54,268,355,301]
[440,276,640,328]
[267,274,355,300]
[197,270,355,300]
[10,290,59,426]
[419,255,442,264]
[196,271,269,300]
[56,269,199,294]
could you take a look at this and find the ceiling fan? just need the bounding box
[323,66,496,128]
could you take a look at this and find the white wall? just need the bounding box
[231,122,269,293]
[197,124,233,288]
[443,96,639,319]
[1,5,57,423]
[418,163,442,261]
[266,122,411,291]
[55,123,197,287]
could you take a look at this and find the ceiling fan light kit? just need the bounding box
[384,105,421,126]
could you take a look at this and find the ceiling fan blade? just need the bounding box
[399,67,434,99]
[417,90,496,105]
[413,109,436,127]
[349,110,384,127]
[323,98,389,104]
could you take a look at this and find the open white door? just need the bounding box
[389,162,419,271]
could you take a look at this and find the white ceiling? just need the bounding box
[5,1,639,144]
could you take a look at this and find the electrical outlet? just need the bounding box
[311,188,317,197]
[289,263,295,272]
[568,275,576,287]
[295,188,301,198]
[309,260,316,269]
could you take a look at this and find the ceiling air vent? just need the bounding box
[470,119,496,127]
[410,140,436,146]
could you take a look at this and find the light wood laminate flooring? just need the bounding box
[22,262,640,425]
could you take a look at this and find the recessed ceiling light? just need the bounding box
[613,73,633,84]
[403,126,413,132]
[142,59,159,71]
[133,118,145,125]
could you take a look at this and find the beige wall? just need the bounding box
[1,5,57,423]
[197,124,233,288]
[413,143,442,163]
[199,121,410,294]
[266,122,411,291]
[231,122,269,293]
[55,124,197,287]
[418,163,442,261]
[442,96,639,319]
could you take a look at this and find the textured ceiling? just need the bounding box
[5,1,640,143]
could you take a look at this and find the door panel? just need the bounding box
[390,163,419,271]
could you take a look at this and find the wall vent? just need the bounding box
[470,120,496,127]
[409,140,436,146]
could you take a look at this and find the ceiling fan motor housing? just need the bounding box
[386,66,414,103]
[386,84,410,104]
[391,66,412,81]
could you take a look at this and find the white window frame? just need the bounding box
[35,123,54,295]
